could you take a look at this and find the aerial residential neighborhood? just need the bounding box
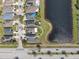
[0,0,79,59]
[0,0,40,47]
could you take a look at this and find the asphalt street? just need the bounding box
[0,48,79,59]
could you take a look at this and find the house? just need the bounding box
[4,27,13,35]
[3,0,14,20]
[3,35,13,42]
[3,5,13,14]
[3,0,14,6]
[26,6,38,13]
[27,36,39,43]
[26,0,39,13]
[26,0,36,7]
[26,20,35,24]
[26,13,36,22]
[26,0,40,7]
[25,0,39,43]
[3,12,14,20]
[3,27,13,41]
[3,21,13,27]
[26,12,36,17]
[26,34,39,43]
[26,27,37,34]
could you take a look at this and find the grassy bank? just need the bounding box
[72,0,78,43]
[0,43,17,48]
[38,0,52,44]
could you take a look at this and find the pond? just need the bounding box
[45,0,73,43]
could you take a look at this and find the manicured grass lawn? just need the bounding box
[0,0,3,15]
[38,0,52,44]
[0,18,4,37]
[0,43,17,48]
[72,0,78,43]
[0,27,4,37]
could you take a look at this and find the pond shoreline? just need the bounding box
[45,0,73,43]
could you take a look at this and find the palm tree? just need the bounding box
[62,51,66,54]
[32,51,37,56]
[75,0,79,9]
[70,52,74,55]
[38,57,42,59]
[77,51,79,54]
[61,50,67,56]
[61,57,64,59]
[36,44,41,52]
[47,50,52,55]
[14,56,19,59]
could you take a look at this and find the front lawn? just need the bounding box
[0,43,17,48]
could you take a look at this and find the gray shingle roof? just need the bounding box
[3,21,13,27]
[26,6,38,13]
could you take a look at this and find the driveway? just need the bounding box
[13,19,25,48]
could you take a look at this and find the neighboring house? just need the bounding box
[3,21,13,27]
[26,13,36,19]
[26,33,39,43]
[26,6,38,13]
[3,13,14,20]
[25,0,40,43]
[2,0,14,41]
[26,0,39,7]
[3,0,14,6]
[3,0,14,20]
[26,20,35,25]
[26,0,35,7]
[26,27,37,34]
[26,36,39,43]
[3,35,13,42]
[3,27,13,42]
[4,27,13,35]
[3,5,13,14]
[26,0,39,13]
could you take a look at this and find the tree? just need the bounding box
[77,51,79,54]
[32,51,37,56]
[61,57,64,59]
[36,44,41,52]
[61,50,67,56]
[70,52,74,55]
[75,0,79,9]
[47,50,52,55]
[62,51,66,54]
[38,57,42,59]
[14,56,19,59]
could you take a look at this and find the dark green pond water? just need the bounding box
[45,0,73,43]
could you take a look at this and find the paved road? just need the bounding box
[0,48,79,59]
